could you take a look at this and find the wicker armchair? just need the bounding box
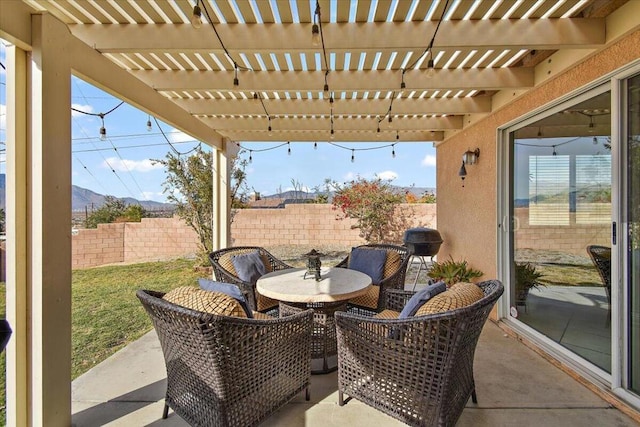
[587,245,612,319]
[335,280,504,427]
[137,289,313,427]
[335,244,413,316]
[209,246,293,314]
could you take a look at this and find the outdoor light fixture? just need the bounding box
[99,114,107,141]
[458,161,467,187]
[191,1,202,28]
[462,148,480,165]
[351,149,355,163]
[233,66,239,86]
[268,116,273,136]
[146,116,152,132]
[588,115,595,132]
[426,56,435,78]
[388,115,393,128]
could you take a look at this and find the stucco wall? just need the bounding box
[436,29,640,279]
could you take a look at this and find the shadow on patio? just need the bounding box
[71,320,638,426]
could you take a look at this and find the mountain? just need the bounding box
[0,174,173,211]
[261,186,436,200]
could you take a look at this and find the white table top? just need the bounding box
[257,267,372,303]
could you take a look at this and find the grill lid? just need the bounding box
[403,227,443,256]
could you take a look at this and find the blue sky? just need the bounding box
[1,46,437,203]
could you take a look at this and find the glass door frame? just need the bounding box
[498,59,640,407]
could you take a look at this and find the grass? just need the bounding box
[0,258,203,425]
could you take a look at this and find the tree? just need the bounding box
[331,176,408,243]
[155,146,249,263]
[84,196,147,228]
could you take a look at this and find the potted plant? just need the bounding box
[428,256,483,287]
[514,262,545,307]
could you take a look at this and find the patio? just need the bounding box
[3,0,640,424]
[71,317,637,426]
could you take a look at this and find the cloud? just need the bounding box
[283,185,311,193]
[168,128,196,143]
[343,172,357,181]
[422,154,437,167]
[102,157,164,172]
[140,191,164,201]
[71,103,94,117]
[378,170,398,181]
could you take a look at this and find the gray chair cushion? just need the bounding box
[399,280,447,318]
[231,250,267,284]
[348,248,387,284]
[198,278,253,318]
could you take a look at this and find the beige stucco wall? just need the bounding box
[436,29,640,279]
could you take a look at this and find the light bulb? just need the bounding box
[287,142,291,155]
[426,59,435,78]
[376,126,381,137]
[312,24,320,46]
[314,142,318,150]
[146,118,152,132]
[249,152,253,163]
[351,150,355,163]
[323,83,329,95]
[191,5,202,29]
[99,126,107,141]
[233,77,239,86]
[388,116,393,128]
[330,129,335,139]
[268,125,273,136]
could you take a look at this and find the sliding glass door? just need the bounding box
[508,88,613,372]
[626,73,640,393]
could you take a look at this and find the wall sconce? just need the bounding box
[459,148,480,187]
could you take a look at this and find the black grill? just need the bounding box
[403,227,443,257]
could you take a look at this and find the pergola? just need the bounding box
[0,0,637,425]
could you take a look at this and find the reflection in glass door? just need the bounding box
[510,90,612,372]
[627,74,640,393]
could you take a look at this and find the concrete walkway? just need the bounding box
[71,321,639,427]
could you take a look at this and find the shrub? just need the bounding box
[429,257,483,286]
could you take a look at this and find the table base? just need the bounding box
[279,300,347,374]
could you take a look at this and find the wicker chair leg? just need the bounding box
[471,389,478,404]
[162,402,169,419]
[338,390,344,406]
[305,387,311,401]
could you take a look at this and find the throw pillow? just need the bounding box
[198,278,253,318]
[416,282,485,315]
[231,250,267,284]
[180,289,248,318]
[348,248,387,284]
[163,286,199,305]
[398,280,447,319]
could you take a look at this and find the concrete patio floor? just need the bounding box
[71,320,639,427]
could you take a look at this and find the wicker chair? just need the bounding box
[335,280,504,427]
[335,244,413,316]
[137,289,313,427]
[209,246,293,314]
[587,245,612,319]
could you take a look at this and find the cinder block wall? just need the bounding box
[71,222,125,269]
[69,204,437,268]
[124,216,202,263]
[231,203,437,247]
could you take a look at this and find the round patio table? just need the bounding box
[257,267,372,373]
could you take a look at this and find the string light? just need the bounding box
[191,0,202,29]
[99,114,107,141]
[268,116,273,136]
[593,136,598,145]
[287,141,291,155]
[249,150,253,163]
[392,143,396,158]
[400,70,406,92]
[351,149,355,163]
[426,52,435,78]
[396,131,400,141]
[552,146,557,156]
[388,115,393,128]
[376,124,381,137]
[146,115,152,132]
[233,65,239,86]
[314,142,318,150]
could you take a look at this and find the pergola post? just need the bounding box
[13,14,72,426]
[212,138,238,250]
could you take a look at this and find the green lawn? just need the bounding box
[0,258,204,425]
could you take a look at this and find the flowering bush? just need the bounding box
[332,177,405,243]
